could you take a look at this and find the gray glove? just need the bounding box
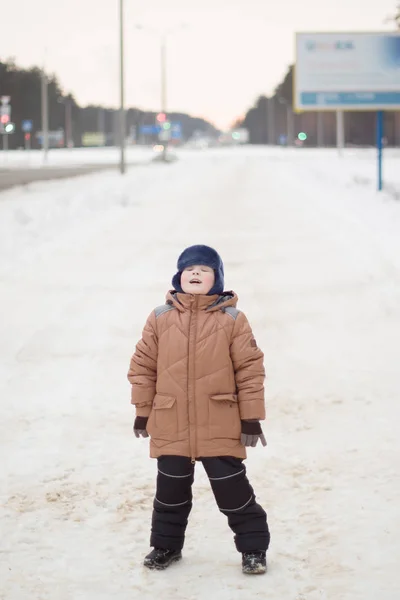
[240,420,267,447]
[133,416,149,438]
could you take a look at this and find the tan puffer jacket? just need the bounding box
[127,291,266,460]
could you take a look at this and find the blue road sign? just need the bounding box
[171,122,182,140]
[139,122,182,138]
[22,120,33,132]
[139,125,161,135]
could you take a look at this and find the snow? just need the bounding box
[0,146,156,169]
[1,146,400,599]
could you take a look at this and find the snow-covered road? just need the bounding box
[1,147,399,599]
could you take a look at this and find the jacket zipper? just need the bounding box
[192,306,198,464]
[188,298,197,462]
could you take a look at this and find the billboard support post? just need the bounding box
[336,110,345,153]
[377,111,384,192]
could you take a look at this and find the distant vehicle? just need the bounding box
[185,137,212,149]
[219,128,249,145]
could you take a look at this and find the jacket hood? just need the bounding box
[166,290,238,313]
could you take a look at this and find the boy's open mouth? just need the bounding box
[190,279,201,284]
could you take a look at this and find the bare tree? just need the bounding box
[384,3,400,28]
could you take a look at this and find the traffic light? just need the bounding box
[162,122,171,130]
[298,132,307,141]
[4,123,15,133]
[1,114,10,125]
[156,113,167,123]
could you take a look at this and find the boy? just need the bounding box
[128,245,270,574]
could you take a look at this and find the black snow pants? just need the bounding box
[150,455,270,553]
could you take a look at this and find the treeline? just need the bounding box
[241,7,400,146]
[0,59,218,149]
[241,65,400,147]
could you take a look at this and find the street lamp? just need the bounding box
[135,24,187,160]
[119,0,125,174]
[58,95,73,148]
[41,70,49,162]
[278,96,294,146]
[265,96,275,145]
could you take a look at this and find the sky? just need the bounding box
[0,0,398,129]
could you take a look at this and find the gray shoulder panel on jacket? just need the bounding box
[222,306,240,320]
[154,304,176,318]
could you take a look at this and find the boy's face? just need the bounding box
[180,265,215,295]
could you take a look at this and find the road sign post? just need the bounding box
[377,111,384,192]
[295,32,400,191]
[171,122,182,140]
[22,120,33,152]
[1,97,11,160]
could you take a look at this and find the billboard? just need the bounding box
[82,132,106,147]
[295,32,400,111]
[36,130,64,148]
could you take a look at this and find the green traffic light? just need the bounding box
[298,132,307,141]
[163,122,171,130]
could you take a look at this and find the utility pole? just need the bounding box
[267,97,275,145]
[41,71,49,162]
[161,35,167,115]
[119,0,126,174]
[97,107,106,143]
[161,34,168,160]
[65,96,73,148]
[135,24,187,158]
[286,106,294,146]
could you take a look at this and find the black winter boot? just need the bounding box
[242,551,267,574]
[143,548,182,570]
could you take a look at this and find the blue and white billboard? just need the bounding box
[295,32,400,111]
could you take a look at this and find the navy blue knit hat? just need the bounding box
[172,245,224,295]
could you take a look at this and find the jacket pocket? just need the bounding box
[209,393,241,440]
[147,394,177,442]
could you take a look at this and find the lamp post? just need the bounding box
[65,97,72,148]
[135,24,187,159]
[160,33,168,160]
[266,96,275,145]
[58,95,73,148]
[41,70,49,162]
[278,96,294,146]
[161,33,167,116]
[119,0,126,174]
